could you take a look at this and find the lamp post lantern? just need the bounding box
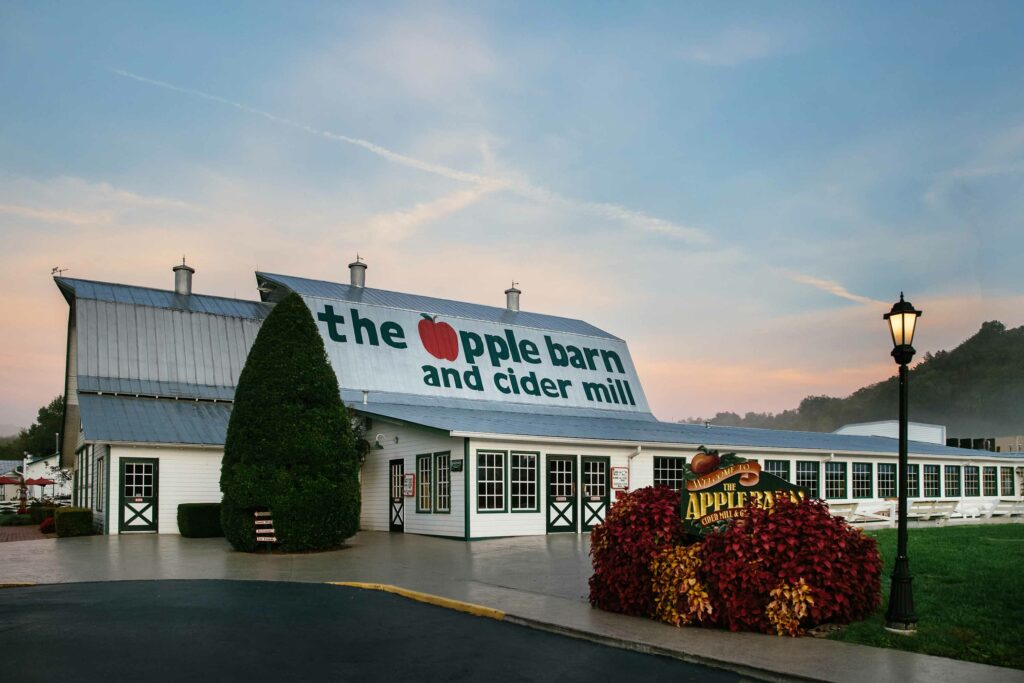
[883,292,922,633]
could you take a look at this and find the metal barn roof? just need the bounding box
[79,394,230,446]
[256,272,621,341]
[56,277,271,319]
[352,397,1011,459]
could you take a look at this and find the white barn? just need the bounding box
[56,261,1024,537]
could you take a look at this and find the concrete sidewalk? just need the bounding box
[0,532,1019,683]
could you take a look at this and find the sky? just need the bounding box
[1,1,1023,432]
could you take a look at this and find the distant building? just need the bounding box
[23,452,71,501]
[949,435,1024,454]
[835,421,946,445]
[0,459,21,502]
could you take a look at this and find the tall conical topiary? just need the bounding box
[220,292,360,552]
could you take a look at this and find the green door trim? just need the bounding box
[118,457,159,534]
[545,454,578,534]
[581,456,611,532]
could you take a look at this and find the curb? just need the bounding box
[0,583,35,589]
[328,581,808,682]
[328,582,506,621]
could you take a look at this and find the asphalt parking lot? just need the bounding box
[0,580,754,682]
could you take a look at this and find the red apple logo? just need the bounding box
[690,451,721,476]
[418,314,459,361]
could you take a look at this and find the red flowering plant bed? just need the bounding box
[589,488,882,636]
[699,496,881,635]
[588,486,689,616]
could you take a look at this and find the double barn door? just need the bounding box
[546,456,610,533]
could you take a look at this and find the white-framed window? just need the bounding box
[1001,467,1016,497]
[510,452,538,512]
[983,467,997,496]
[964,466,980,496]
[906,464,919,498]
[796,461,819,498]
[434,452,451,513]
[765,460,790,482]
[877,463,897,498]
[944,466,961,497]
[852,463,873,498]
[477,451,506,512]
[583,459,607,498]
[923,464,941,497]
[416,455,432,513]
[653,456,686,492]
[825,462,846,499]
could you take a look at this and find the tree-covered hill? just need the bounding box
[686,321,1024,436]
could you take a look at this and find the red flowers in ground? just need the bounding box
[589,486,687,616]
[589,489,882,636]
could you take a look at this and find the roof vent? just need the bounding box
[172,257,195,296]
[505,281,521,312]
[349,255,367,288]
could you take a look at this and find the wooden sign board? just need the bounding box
[403,473,415,497]
[450,459,464,472]
[255,520,272,526]
[610,467,629,490]
[253,511,272,518]
[256,536,277,543]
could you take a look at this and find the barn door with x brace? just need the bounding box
[581,456,610,531]
[389,459,405,532]
[119,458,158,533]
[546,455,577,533]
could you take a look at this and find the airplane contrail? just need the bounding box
[112,69,709,244]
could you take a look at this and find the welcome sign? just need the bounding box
[680,449,807,536]
[301,296,650,412]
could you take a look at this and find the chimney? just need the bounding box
[505,282,521,312]
[349,255,367,288]
[172,257,195,296]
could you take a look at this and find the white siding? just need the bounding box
[108,445,223,534]
[360,422,464,538]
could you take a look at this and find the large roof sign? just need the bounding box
[302,295,650,413]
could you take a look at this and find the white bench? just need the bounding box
[907,500,958,522]
[988,500,1024,517]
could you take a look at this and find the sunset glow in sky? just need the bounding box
[2,2,1023,432]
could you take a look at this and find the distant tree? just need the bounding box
[0,396,64,461]
[679,321,1024,435]
[220,293,361,552]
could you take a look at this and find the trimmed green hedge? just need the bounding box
[54,507,94,537]
[178,503,224,538]
[29,506,57,524]
[220,292,361,552]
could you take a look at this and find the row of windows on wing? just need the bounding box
[443,455,1017,514]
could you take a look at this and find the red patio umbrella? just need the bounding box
[25,478,55,486]
[0,476,21,485]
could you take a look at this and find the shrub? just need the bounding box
[178,503,224,538]
[29,506,57,524]
[54,507,94,538]
[220,293,361,552]
[650,543,712,626]
[39,517,56,534]
[0,513,37,527]
[698,496,881,634]
[589,486,687,616]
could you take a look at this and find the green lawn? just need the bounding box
[830,523,1024,669]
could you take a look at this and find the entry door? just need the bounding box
[389,459,404,532]
[581,457,610,531]
[119,458,158,533]
[546,456,577,533]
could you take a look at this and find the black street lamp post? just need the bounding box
[883,293,922,633]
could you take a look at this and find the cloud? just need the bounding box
[680,28,783,67]
[112,69,711,245]
[776,269,887,306]
[360,183,501,242]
